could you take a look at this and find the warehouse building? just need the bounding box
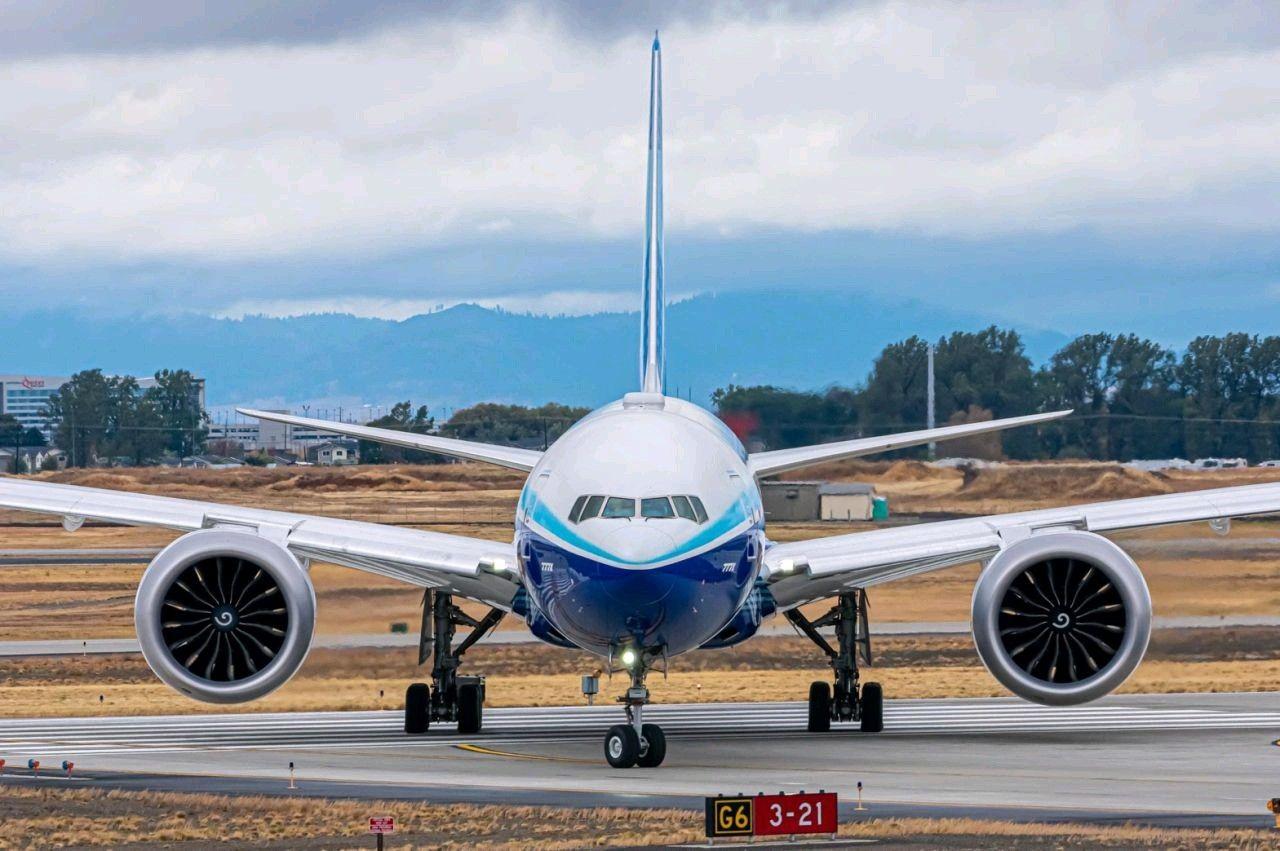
[0,374,205,442]
[761,480,886,522]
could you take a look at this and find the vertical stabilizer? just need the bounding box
[640,32,665,395]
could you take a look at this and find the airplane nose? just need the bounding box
[604,524,676,563]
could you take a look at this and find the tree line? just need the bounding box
[46,369,207,467]
[714,329,1280,462]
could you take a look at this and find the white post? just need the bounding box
[926,343,937,460]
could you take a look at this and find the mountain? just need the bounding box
[0,290,1068,410]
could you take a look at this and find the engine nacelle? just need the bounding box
[971,531,1150,706]
[135,529,316,704]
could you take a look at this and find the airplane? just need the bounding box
[4,35,1280,769]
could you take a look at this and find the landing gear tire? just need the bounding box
[605,724,640,768]
[807,681,832,732]
[458,681,484,734]
[636,723,667,767]
[404,682,430,734]
[859,682,883,733]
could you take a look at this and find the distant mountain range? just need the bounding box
[0,290,1069,412]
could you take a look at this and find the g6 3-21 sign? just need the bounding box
[705,791,837,838]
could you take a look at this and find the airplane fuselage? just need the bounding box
[515,392,766,658]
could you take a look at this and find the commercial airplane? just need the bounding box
[4,37,1280,768]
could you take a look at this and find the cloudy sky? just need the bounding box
[2,0,1278,340]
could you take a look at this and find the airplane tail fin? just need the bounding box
[640,32,665,395]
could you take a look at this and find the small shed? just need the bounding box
[819,482,878,521]
[309,441,353,466]
[760,481,822,521]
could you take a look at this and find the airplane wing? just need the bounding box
[747,410,1071,478]
[763,481,1280,610]
[0,477,519,609]
[237,407,542,473]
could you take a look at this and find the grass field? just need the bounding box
[0,786,1272,849]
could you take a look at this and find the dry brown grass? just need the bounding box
[0,786,1271,849]
[0,785,703,849]
[4,630,1280,717]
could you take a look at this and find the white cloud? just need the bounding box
[212,288,693,319]
[0,1,1278,268]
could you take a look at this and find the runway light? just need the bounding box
[620,649,637,668]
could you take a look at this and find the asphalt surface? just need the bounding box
[2,693,1278,827]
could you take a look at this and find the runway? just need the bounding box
[2,693,1278,826]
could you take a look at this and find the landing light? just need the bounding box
[776,558,796,574]
[620,649,638,667]
[482,557,512,575]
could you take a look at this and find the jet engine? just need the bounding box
[135,529,316,703]
[971,531,1150,706]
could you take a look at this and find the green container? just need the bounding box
[871,495,889,521]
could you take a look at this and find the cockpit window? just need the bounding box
[689,496,709,523]
[602,496,636,518]
[641,497,675,518]
[574,495,605,522]
[671,495,697,522]
[572,494,708,523]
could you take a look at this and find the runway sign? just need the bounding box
[754,791,837,837]
[705,792,837,838]
[368,816,395,834]
[705,796,753,837]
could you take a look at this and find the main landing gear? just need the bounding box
[404,590,504,735]
[786,588,883,734]
[603,651,667,768]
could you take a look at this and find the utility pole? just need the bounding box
[926,343,937,461]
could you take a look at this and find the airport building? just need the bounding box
[0,373,206,442]
[208,413,359,457]
[760,480,887,522]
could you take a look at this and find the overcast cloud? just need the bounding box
[1,1,1277,323]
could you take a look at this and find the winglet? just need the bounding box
[235,407,542,473]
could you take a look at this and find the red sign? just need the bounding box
[368,817,395,834]
[752,792,837,836]
[20,377,44,389]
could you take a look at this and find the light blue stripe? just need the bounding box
[521,488,755,567]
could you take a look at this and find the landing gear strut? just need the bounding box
[404,590,504,735]
[604,651,666,768]
[786,588,883,733]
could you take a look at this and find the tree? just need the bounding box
[858,337,929,435]
[442,402,589,449]
[1177,334,1280,461]
[712,385,858,450]
[0,414,35,473]
[45,369,112,467]
[144,369,208,457]
[360,401,437,464]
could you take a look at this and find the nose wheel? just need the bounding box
[603,653,667,768]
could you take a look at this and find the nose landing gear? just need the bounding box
[603,651,667,768]
[787,588,883,734]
